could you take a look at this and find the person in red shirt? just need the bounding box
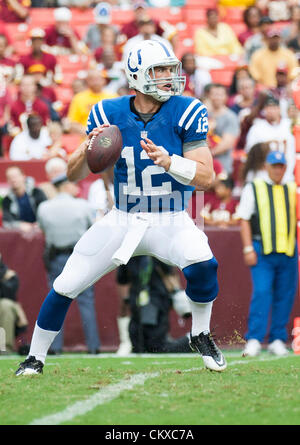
[121,1,165,40]
[0,0,30,23]
[0,34,15,72]
[202,177,240,228]
[44,7,87,56]
[9,74,50,135]
[16,28,62,85]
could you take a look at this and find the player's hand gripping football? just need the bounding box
[140,137,171,171]
[85,124,110,149]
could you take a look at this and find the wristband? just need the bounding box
[168,154,197,185]
[243,245,254,254]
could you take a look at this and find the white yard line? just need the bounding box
[29,354,291,426]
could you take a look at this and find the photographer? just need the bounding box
[0,254,28,353]
[117,256,192,354]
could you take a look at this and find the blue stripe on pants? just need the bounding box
[246,240,298,343]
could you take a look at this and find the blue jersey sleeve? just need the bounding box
[86,100,111,135]
[177,98,209,144]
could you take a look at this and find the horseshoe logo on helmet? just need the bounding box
[127,49,142,73]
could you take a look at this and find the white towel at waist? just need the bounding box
[112,214,149,266]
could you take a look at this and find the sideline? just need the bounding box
[29,355,287,425]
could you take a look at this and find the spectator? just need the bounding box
[207,83,240,175]
[238,5,262,46]
[244,15,273,63]
[9,114,52,161]
[0,34,16,78]
[39,156,68,199]
[228,65,253,99]
[202,176,240,228]
[181,52,212,100]
[66,68,117,137]
[0,253,29,353]
[44,7,88,56]
[95,47,127,94]
[37,173,101,354]
[121,0,168,41]
[93,24,124,62]
[2,166,47,232]
[46,122,67,159]
[59,76,86,123]
[245,95,295,183]
[249,28,298,88]
[194,8,243,57]
[229,76,257,117]
[281,3,300,43]
[9,75,50,136]
[0,69,13,156]
[257,0,294,23]
[241,142,270,184]
[238,151,298,357]
[15,28,62,87]
[122,15,173,63]
[0,0,30,23]
[269,64,294,119]
[84,2,118,51]
[116,256,192,354]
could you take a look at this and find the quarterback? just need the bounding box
[16,40,227,375]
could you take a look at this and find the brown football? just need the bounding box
[86,125,123,173]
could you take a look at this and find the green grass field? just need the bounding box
[1,351,300,426]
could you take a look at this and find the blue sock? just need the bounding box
[37,288,73,332]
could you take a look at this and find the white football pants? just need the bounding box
[53,207,213,299]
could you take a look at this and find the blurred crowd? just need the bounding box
[0,0,299,221]
[0,0,300,354]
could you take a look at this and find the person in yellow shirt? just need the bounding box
[67,69,117,137]
[249,28,298,88]
[194,8,244,57]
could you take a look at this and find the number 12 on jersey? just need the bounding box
[121,146,172,196]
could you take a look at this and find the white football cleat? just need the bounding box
[242,339,262,357]
[267,339,289,356]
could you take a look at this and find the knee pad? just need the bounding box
[183,257,219,303]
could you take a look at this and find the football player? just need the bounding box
[16,40,227,375]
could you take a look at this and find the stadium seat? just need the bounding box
[29,8,55,27]
[295,154,300,186]
[61,133,82,154]
[185,0,217,6]
[294,126,300,152]
[148,7,183,24]
[211,55,242,69]
[57,54,91,73]
[60,71,80,87]
[221,7,245,23]
[55,86,73,106]
[297,189,300,220]
[182,8,206,24]
[210,68,235,86]
[69,8,94,25]
[110,9,134,25]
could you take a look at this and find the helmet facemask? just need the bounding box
[143,61,186,102]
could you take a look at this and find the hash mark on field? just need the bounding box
[29,355,286,425]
